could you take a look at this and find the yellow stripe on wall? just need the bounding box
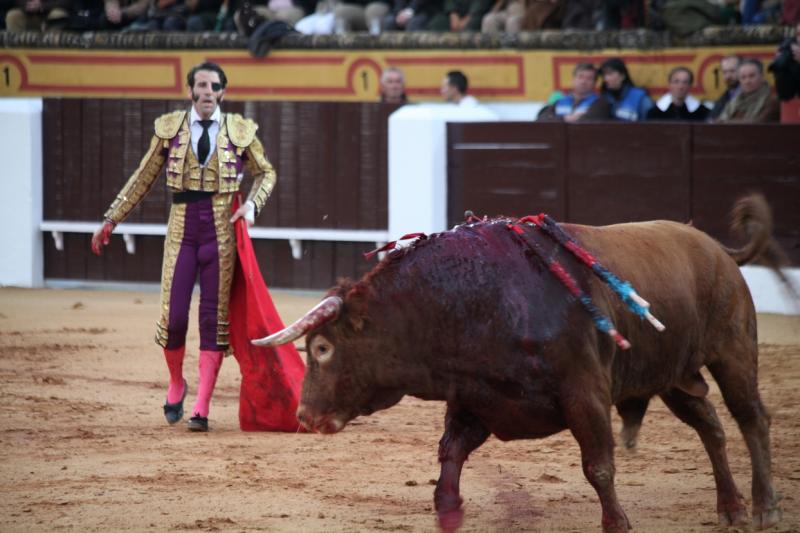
[0,46,776,102]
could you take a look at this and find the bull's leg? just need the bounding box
[659,388,748,525]
[615,397,649,450]
[708,360,781,530]
[563,388,629,532]
[435,407,490,532]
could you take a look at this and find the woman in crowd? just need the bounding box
[599,57,654,121]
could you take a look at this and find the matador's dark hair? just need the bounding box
[187,62,228,90]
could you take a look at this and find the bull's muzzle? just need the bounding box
[296,404,345,434]
[251,296,343,347]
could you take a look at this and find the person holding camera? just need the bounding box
[769,22,800,102]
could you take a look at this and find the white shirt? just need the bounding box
[190,105,221,166]
[459,95,479,107]
[656,93,702,113]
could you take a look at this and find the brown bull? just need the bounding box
[254,195,788,532]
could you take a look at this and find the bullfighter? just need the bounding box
[91,61,276,432]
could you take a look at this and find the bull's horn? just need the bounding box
[251,296,343,347]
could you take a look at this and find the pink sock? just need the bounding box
[164,347,186,404]
[192,350,223,418]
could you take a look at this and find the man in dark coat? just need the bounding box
[709,54,741,119]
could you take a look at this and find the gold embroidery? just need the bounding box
[226,113,258,147]
[154,110,187,139]
[244,136,276,216]
[155,203,187,348]
[213,194,236,348]
[104,135,167,224]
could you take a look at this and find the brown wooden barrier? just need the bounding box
[43,104,800,290]
[42,99,396,289]
[448,122,800,266]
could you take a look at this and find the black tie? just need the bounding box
[197,119,213,165]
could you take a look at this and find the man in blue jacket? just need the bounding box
[539,63,609,122]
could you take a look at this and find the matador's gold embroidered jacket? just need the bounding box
[103,109,276,224]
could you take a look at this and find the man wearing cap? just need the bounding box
[91,61,276,432]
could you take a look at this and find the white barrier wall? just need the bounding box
[0,98,43,288]
[741,265,800,315]
[388,103,499,239]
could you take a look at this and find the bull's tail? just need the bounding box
[723,193,799,300]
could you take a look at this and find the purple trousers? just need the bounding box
[155,194,236,351]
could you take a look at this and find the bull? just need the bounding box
[254,195,788,532]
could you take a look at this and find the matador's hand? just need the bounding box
[91,221,115,255]
[230,201,255,227]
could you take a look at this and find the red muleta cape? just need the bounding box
[228,215,306,432]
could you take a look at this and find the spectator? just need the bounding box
[769,21,800,101]
[481,0,524,32]
[294,0,332,33]
[1,0,12,28]
[782,0,799,24]
[599,57,654,121]
[295,0,386,33]
[382,0,446,30]
[441,70,478,107]
[92,0,149,29]
[520,0,564,29]
[538,62,609,122]
[718,58,780,122]
[709,54,741,120]
[647,66,710,121]
[658,0,724,36]
[444,0,492,30]
[66,0,151,31]
[333,0,389,32]
[741,0,782,24]
[183,0,225,30]
[126,0,188,30]
[561,0,601,28]
[602,0,643,28]
[211,0,238,30]
[5,0,71,31]
[235,0,307,34]
[380,66,409,104]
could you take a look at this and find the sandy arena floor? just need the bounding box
[1,286,799,532]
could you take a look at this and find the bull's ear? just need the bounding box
[343,283,370,333]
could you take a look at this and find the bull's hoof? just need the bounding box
[437,507,464,533]
[752,506,782,530]
[601,512,631,532]
[718,508,748,526]
[601,521,630,533]
[619,425,640,451]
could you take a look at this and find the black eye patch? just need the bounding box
[211,82,223,92]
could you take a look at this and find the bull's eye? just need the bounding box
[310,335,335,365]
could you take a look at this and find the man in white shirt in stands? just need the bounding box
[441,70,479,107]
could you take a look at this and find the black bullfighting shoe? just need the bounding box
[187,415,209,432]
[163,379,187,425]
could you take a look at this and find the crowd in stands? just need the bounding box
[3,0,798,122]
[379,42,798,122]
[2,0,798,33]
[537,52,786,121]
